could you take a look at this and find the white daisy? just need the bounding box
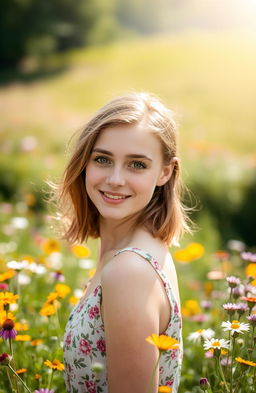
[203,338,230,351]
[188,328,215,343]
[221,320,250,335]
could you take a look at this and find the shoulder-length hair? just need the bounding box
[53,92,196,246]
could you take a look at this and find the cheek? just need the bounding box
[131,173,157,196]
[85,165,102,189]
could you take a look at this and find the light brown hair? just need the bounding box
[54,92,196,245]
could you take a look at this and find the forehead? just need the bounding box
[94,123,162,157]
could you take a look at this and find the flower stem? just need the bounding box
[9,338,19,393]
[146,351,161,393]
[215,356,229,393]
[230,337,235,393]
[7,364,32,393]
[47,369,54,390]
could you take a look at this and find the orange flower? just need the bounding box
[44,359,64,371]
[14,322,29,331]
[174,243,204,263]
[182,299,201,317]
[46,292,59,304]
[0,292,19,306]
[69,296,79,305]
[245,264,256,279]
[15,335,31,341]
[34,373,42,379]
[145,333,179,351]
[40,304,56,316]
[71,244,91,258]
[158,387,172,393]
[31,339,43,346]
[54,283,71,298]
[235,357,256,367]
[0,270,16,282]
[16,368,27,374]
[42,238,60,255]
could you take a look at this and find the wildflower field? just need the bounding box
[1,31,256,393]
[0,201,255,393]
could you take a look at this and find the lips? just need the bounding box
[99,191,131,200]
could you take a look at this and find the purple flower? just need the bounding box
[0,353,11,365]
[34,389,54,393]
[199,377,210,391]
[201,300,212,310]
[226,276,241,288]
[235,303,248,315]
[240,252,256,263]
[0,319,17,340]
[247,314,256,326]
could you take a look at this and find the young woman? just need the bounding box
[59,92,194,393]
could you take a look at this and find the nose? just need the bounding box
[106,166,125,187]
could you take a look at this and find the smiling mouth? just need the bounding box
[99,191,131,200]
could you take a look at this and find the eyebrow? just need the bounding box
[92,148,152,161]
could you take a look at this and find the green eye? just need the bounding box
[130,161,147,169]
[94,156,110,164]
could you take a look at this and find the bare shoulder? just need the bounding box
[100,251,163,392]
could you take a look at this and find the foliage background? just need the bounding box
[0,0,256,391]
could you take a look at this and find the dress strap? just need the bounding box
[114,247,179,313]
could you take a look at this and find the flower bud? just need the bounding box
[199,377,210,391]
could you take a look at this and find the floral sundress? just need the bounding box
[63,247,183,393]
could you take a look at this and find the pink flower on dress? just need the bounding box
[79,338,92,355]
[76,303,84,313]
[166,379,174,387]
[153,260,160,269]
[170,350,178,360]
[174,303,179,315]
[88,305,100,319]
[96,338,106,353]
[93,286,99,296]
[65,331,72,346]
[85,380,96,393]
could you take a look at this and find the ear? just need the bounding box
[156,157,178,187]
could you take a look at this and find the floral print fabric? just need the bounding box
[63,247,183,393]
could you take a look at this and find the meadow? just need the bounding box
[0,30,255,392]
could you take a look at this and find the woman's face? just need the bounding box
[85,122,173,223]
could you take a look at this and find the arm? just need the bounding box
[101,252,163,393]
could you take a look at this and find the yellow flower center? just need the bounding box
[231,320,240,329]
[197,329,204,334]
[212,341,221,347]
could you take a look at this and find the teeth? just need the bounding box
[103,192,126,200]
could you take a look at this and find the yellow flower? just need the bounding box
[0,270,16,282]
[69,296,79,305]
[44,359,65,371]
[158,387,172,393]
[245,263,256,279]
[235,357,256,367]
[250,279,256,286]
[14,322,29,331]
[54,283,71,298]
[182,299,201,317]
[174,243,204,263]
[71,244,91,258]
[15,335,31,342]
[31,339,43,346]
[145,333,179,351]
[34,373,42,379]
[40,304,56,316]
[0,292,19,305]
[42,238,60,255]
[16,368,27,374]
[46,292,59,304]
[0,311,15,325]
